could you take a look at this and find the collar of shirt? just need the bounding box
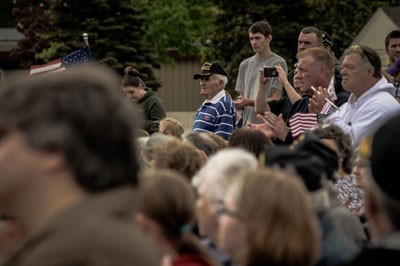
[348,77,393,106]
[203,90,226,104]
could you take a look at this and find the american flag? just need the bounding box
[29,46,91,76]
[320,101,337,116]
[289,112,318,138]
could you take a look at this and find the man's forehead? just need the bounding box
[388,38,400,45]
[343,52,361,63]
[249,32,264,38]
[299,32,317,41]
[298,55,315,66]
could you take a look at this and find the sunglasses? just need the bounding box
[350,45,373,66]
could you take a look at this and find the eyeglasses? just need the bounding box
[215,201,241,219]
[350,45,373,66]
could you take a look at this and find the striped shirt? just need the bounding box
[193,90,237,140]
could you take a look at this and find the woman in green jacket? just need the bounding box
[122,66,166,134]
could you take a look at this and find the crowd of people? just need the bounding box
[1,20,400,266]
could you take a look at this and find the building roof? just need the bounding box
[382,7,400,27]
[0,28,24,41]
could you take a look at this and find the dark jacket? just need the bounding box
[4,187,159,266]
[138,88,166,134]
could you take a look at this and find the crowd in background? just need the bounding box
[1,21,400,266]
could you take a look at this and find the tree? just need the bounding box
[10,0,52,68]
[37,0,160,90]
[145,0,214,64]
[0,0,14,27]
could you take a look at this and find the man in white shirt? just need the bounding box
[325,45,400,148]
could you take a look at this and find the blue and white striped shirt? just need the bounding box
[193,90,237,140]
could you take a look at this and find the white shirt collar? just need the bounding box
[204,90,226,104]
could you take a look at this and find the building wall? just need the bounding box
[342,8,400,66]
[154,58,203,112]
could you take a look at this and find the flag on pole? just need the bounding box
[289,112,318,139]
[29,46,91,76]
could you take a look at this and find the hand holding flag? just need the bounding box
[309,86,339,113]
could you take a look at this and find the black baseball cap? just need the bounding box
[193,61,227,80]
[293,133,338,181]
[264,146,325,192]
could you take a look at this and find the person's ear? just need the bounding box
[218,79,224,89]
[141,150,152,166]
[267,34,272,42]
[43,151,68,174]
[367,67,375,77]
[136,213,154,233]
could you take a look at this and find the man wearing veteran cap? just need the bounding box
[193,61,237,140]
[345,114,400,265]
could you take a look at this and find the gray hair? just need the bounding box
[192,148,258,204]
[212,73,228,88]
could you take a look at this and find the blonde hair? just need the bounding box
[237,169,320,266]
[152,139,203,181]
[297,47,335,76]
[159,117,184,138]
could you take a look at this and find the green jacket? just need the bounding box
[137,88,166,134]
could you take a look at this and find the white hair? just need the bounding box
[212,73,228,88]
[192,147,258,204]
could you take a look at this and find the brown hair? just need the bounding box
[228,128,273,158]
[138,170,218,266]
[159,117,184,138]
[121,66,145,88]
[310,124,353,175]
[0,65,141,191]
[152,139,204,181]
[237,169,320,266]
[204,132,228,150]
[248,20,272,38]
[297,47,335,76]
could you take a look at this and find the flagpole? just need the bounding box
[83,33,89,46]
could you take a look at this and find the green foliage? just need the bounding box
[205,0,400,96]
[146,0,214,64]
[37,0,161,90]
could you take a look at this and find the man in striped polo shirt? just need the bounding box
[193,61,237,140]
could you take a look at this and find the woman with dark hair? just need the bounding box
[310,124,365,215]
[228,128,273,158]
[217,169,320,266]
[136,170,219,266]
[122,66,166,134]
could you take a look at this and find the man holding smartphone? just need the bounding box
[233,20,287,128]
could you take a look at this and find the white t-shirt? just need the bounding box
[235,53,287,127]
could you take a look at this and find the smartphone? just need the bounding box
[264,67,278,77]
